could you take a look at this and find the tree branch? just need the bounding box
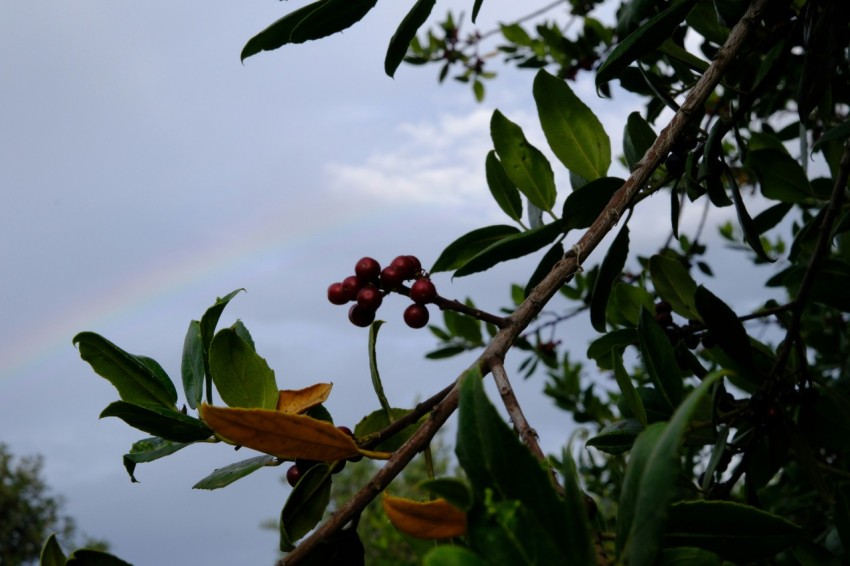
[281,1,771,562]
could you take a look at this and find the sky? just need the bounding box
[0,2,784,564]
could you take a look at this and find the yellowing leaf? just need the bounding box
[200,404,360,461]
[276,383,333,414]
[382,494,467,539]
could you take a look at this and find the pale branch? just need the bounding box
[772,139,850,377]
[281,1,771,562]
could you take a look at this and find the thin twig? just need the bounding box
[280,2,771,562]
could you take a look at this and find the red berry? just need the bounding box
[390,255,418,280]
[341,275,362,301]
[327,282,347,305]
[356,286,383,311]
[348,304,375,327]
[403,304,430,328]
[380,266,404,290]
[286,464,301,487]
[354,257,381,283]
[406,255,422,273]
[409,278,437,304]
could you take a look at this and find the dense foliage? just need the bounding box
[51,0,850,564]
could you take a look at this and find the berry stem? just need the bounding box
[394,284,507,328]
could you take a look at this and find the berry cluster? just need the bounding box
[327,255,437,329]
[285,426,361,487]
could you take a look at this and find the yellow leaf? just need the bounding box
[276,383,333,414]
[382,494,467,539]
[200,404,360,461]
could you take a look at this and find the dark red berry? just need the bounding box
[406,255,422,273]
[390,255,418,280]
[701,333,717,348]
[341,275,362,301]
[332,460,347,474]
[380,266,404,290]
[683,333,700,350]
[286,464,301,487]
[348,304,375,327]
[356,286,383,311]
[327,282,347,305]
[409,278,437,304]
[403,304,430,329]
[655,301,672,314]
[354,257,381,283]
[654,311,673,326]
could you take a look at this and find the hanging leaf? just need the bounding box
[181,320,204,409]
[74,332,177,409]
[200,404,366,461]
[209,328,278,409]
[100,401,212,443]
[591,224,630,332]
[384,0,436,77]
[638,308,683,410]
[199,289,244,403]
[276,383,333,414]
[586,418,645,454]
[280,464,333,550]
[490,110,557,212]
[485,151,523,222]
[649,254,700,321]
[193,455,276,490]
[122,436,191,483]
[383,494,467,539]
[695,286,753,369]
[726,168,774,261]
[562,177,624,231]
[454,221,564,278]
[614,349,647,427]
[624,111,657,170]
[524,242,565,298]
[745,149,814,203]
[431,225,521,273]
[533,69,611,180]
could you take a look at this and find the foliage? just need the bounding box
[65,0,850,565]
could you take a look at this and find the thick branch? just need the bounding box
[281,1,771,562]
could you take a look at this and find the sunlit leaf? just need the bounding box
[192,454,276,490]
[383,494,467,539]
[276,383,333,414]
[100,401,212,443]
[534,69,611,180]
[209,328,278,409]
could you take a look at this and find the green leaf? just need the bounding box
[490,110,556,212]
[368,320,392,419]
[122,436,191,483]
[454,221,563,278]
[586,418,644,454]
[40,534,66,566]
[587,328,638,369]
[812,120,850,152]
[597,1,698,89]
[431,225,521,273]
[418,477,473,511]
[562,177,623,231]
[74,332,177,409]
[614,350,647,426]
[192,455,276,490]
[745,149,813,203]
[485,151,523,222]
[608,283,655,328]
[242,0,377,61]
[638,308,683,410]
[425,345,468,359]
[209,328,278,409]
[624,111,657,170]
[622,372,724,565]
[444,307,483,344]
[424,545,488,566]
[558,449,596,564]
[231,319,255,350]
[694,285,753,368]
[199,289,244,403]
[471,0,483,23]
[649,254,700,321]
[280,464,333,551]
[664,500,801,561]
[657,547,721,566]
[66,549,132,565]
[355,408,421,452]
[385,0,436,77]
[100,401,212,443]
[727,168,774,261]
[181,320,204,410]
[591,224,629,332]
[533,69,611,180]
[524,242,564,298]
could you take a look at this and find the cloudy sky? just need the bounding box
[0,2,781,564]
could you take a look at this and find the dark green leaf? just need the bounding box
[231,319,255,350]
[726,168,773,261]
[837,484,850,553]
[657,547,721,566]
[355,408,421,452]
[490,110,556,212]
[753,202,793,234]
[368,320,392,418]
[813,120,850,152]
[472,0,483,22]
[100,401,212,443]
[280,464,333,551]
[192,455,276,490]
[485,151,523,222]
[586,418,644,454]
[425,345,468,359]
[745,149,813,203]
[808,260,850,312]
[418,477,473,511]
[665,500,801,561]
[209,328,278,409]
[40,534,66,566]
[431,225,520,273]
[181,320,204,410]
[454,221,563,278]
[74,332,177,409]
[562,177,623,231]
[614,350,647,426]
[695,285,753,368]
[199,289,244,403]
[524,242,564,298]
[649,254,700,321]
[789,542,842,566]
[638,308,683,410]
[597,0,698,89]
[591,224,630,332]
[385,0,436,77]
[608,283,655,328]
[587,328,638,369]
[298,524,364,565]
[558,449,596,564]
[123,436,191,483]
[624,111,657,169]
[424,546,487,565]
[444,307,483,344]
[66,549,132,565]
[533,69,611,180]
